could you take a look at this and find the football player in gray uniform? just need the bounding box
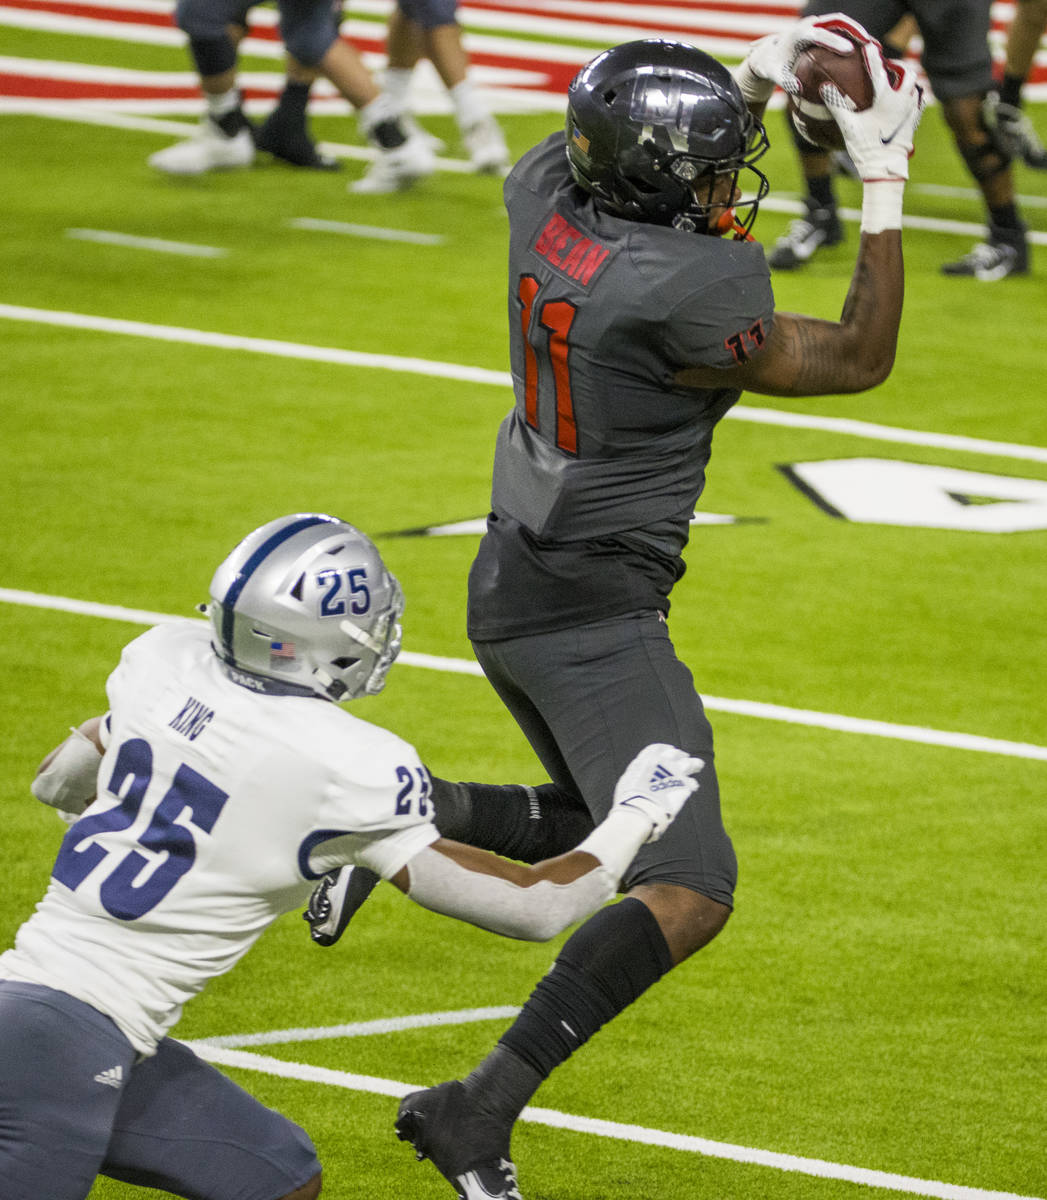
[383,20,924,1200]
[0,514,701,1200]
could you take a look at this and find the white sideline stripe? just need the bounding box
[287,217,444,245]
[194,1006,521,1048]
[181,1040,1043,1200]
[757,196,1047,249]
[913,182,1047,211]
[2,587,1046,763]
[66,227,227,256]
[0,304,509,386]
[2,303,1047,466]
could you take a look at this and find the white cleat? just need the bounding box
[462,115,510,174]
[148,119,254,176]
[349,131,436,194]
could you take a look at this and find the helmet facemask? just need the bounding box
[668,138,770,238]
[328,575,404,698]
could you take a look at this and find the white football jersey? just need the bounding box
[0,621,438,1055]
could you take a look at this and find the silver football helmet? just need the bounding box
[205,513,403,702]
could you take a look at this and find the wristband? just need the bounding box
[860,179,906,234]
[578,805,654,880]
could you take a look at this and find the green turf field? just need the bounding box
[2,13,1046,1200]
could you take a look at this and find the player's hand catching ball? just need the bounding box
[827,45,924,181]
[734,12,866,107]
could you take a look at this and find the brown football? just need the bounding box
[785,36,875,151]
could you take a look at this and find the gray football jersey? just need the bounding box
[468,132,775,640]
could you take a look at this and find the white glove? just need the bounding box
[824,44,925,181]
[734,13,864,108]
[611,743,704,844]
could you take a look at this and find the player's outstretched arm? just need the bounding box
[31,715,105,814]
[681,45,924,398]
[389,744,703,941]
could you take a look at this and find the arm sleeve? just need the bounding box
[404,846,618,942]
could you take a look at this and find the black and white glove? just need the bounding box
[610,743,704,844]
[734,13,862,108]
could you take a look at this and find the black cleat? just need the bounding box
[254,116,340,170]
[940,225,1030,280]
[303,866,379,946]
[396,1081,523,1199]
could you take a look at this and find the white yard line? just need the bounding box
[3,302,1047,465]
[193,1007,522,1048]
[2,588,1045,762]
[180,1034,1045,1200]
[66,227,227,256]
[286,217,444,245]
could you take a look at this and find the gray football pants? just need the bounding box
[472,609,738,907]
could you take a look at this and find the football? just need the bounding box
[785,34,875,151]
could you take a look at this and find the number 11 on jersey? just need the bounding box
[517,274,579,456]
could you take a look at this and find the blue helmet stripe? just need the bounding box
[220,515,334,657]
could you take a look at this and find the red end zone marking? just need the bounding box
[0,72,283,100]
[3,0,185,28]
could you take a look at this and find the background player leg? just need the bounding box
[984,0,1047,168]
[379,1,509,172]
[148,2,255,176]
[939,92,1030,278]
[255,54,339,169]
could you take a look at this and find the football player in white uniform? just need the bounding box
[0,513,703,1200]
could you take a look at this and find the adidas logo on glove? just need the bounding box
[649,763,689,792]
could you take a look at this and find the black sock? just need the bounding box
[494,898,673,1092]
[275,79,310,123]
[462,1044,544,1127]
[430,778,593,863]
[1000,73,1024,109]
[809,174,835,210]
[989,203,1024,233]
[213,107,250,137]
[369,118,407,149]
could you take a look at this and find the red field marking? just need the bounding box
[3,0,1045,102]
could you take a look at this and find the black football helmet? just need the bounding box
[565,40,770,235]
